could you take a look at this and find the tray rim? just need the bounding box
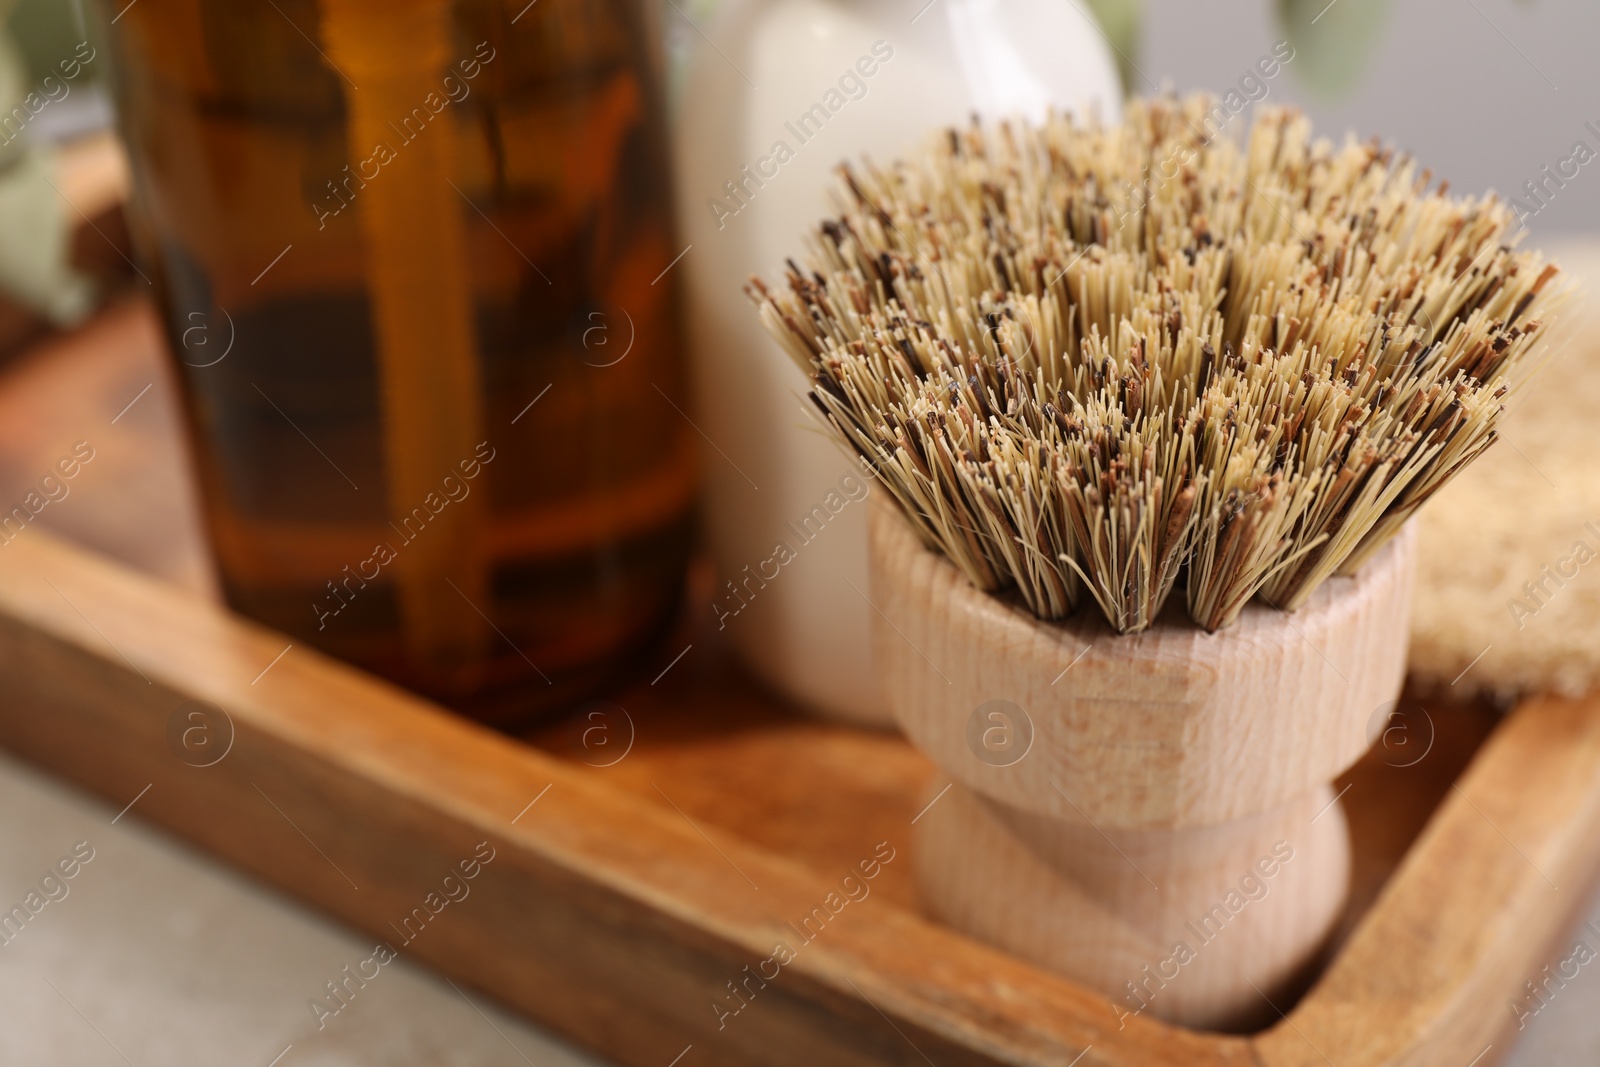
[1,527,1596,1067]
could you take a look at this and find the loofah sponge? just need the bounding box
[1411,240,1600,701]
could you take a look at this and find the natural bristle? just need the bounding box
[752,95,1566,635]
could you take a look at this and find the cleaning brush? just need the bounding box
[751,94,1564,634]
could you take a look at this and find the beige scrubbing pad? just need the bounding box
[1410,239,1600,701]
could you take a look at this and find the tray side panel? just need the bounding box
[1257,694,1600,1067]
[0,529,1253,1067]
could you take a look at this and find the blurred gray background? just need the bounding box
[1138,0,1599,236]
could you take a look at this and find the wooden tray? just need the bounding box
[2,305,1599,1066]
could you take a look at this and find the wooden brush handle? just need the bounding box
[915,782,1351,1030]
[868,500,1416,1029]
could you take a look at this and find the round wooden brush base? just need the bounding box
[867,501,1416,1030]
[915,782,1351,1029]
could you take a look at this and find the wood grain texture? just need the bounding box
[0,307,1598,1064]
[868,499,1416,829]
[4,514,1596,1066]
[0,527,1251,1067]
[0,299,214,594]
[915,781,1350,1030]
[868,499,1416,1027]
[1260,690,1600,1067]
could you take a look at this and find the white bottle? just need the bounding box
[675,0,1121,725]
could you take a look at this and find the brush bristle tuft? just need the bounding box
[752,95,1566,635]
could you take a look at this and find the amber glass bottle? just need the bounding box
[97,0,696,725]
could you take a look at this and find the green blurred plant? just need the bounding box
[1275,0,1392,99]
[1084,0,1397,101]
[1081,0,1144,97]
[0,0,96,326]
[8,0,97,86]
